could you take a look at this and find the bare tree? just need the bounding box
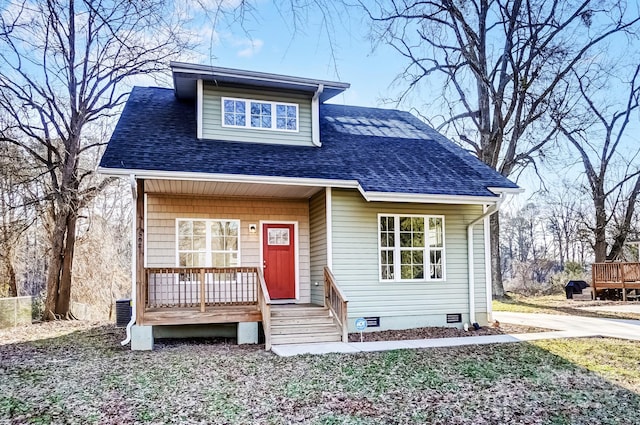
[556,64,640,262]
[357,0,640,297]
[0,0,243,319]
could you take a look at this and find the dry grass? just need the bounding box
[493,293,640,320]
[2,321,640,424]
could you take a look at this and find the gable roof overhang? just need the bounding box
[98,167,520,205]
[171,61,350,102]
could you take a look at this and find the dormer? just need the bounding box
[170,62,350,147]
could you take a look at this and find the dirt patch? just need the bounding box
[348,323,549,342]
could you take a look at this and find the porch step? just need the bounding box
[271,323,339,335]
[268,305,342,346]
[271,331,342,345]
[271,306,333,318]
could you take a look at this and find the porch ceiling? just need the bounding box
[144,179,324,199]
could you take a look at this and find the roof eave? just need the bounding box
[98,167,510,205]
[170,61,350,102]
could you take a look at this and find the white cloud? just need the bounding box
[236,38,264,58]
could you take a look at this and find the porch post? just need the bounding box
[136,179,145,323]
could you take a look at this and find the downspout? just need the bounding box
[121,174,138,346]
[311,84,324,147]
[467,193,505,326]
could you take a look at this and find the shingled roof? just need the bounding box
[99,86,519,198]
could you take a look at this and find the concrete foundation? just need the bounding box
[237,322,258,344]
[131,325,154,351]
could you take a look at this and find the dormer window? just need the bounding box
[222,97,298,132]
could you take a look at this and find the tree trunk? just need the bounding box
[490,213,505,298]
[44,210,66,320]
[55,212,76,318]
[593,193,608,263]
[6,256,17,297]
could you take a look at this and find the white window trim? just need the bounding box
[175,218,241,267]
[221,96,300,133]
[377,213,446,282]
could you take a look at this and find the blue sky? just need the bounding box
[186,2,401,108]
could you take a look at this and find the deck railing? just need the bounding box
[144,267,259,310]
[592,262,640,300]
[257,268,272,350]
[324,266,348,342]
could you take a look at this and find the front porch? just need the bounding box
[135,266,347,349]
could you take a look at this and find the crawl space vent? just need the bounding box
[364,317,380,327]
[446,313,462,324]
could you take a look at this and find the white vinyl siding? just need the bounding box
[330,189,488,328]
[309,190,327,306]
[202,84,312,146]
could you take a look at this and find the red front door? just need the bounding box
[262,223,296,299]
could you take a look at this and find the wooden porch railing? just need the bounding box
[257,268,272,350]
[592,262,640,301]
[144,267,259,310]
[324,266,348,342]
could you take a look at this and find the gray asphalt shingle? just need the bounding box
[99,86,518,197]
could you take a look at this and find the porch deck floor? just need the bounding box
[141,305,261,326]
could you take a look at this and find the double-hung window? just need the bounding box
[177,219,240,267]
[222,97,298,132]
[378,214,445,281]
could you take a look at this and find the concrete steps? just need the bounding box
[269,305,342,345]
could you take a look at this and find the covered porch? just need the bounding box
[130,178,347,349]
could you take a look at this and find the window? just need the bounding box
[177,219,239,267]
[222,97,298,132]
[378,215,445,281]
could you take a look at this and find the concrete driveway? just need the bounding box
[493,311,640,341]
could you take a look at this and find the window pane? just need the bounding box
[430,250,443,279]
[227,221,238,236]
[413,232,424,247]
[178,236,192,251]
[224,100,235,113]
[193,221,206,236]
[211,236,224,250]
[262,104,271,114]
[276,104,286,115]
[236,101,245,114]
[400,232,411,247]
[251,116,260,127]
[430,217,443,247]
[251,103,260,115]
[412,217,424,231]
[178,220,192,235]
[287,118,297,130]
[287,105,296,116]
[213,253,226,267]
[179,253,190,267]
[262,116,271,127]
[401,250,412,264]
[211,222,223,236]
[236,114,245,126]
[193,236,206,250]
[276,117,286,129]
[400,217,412,231]
[225,236,238,251]
[412,250,423,264]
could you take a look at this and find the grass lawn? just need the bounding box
[2,322,640,424]
[493,293,640,320]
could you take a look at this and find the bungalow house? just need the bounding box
[98,62,521,350]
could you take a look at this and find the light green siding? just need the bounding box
[309,190,327,305]
[202,83,313,146]
[330,189,489,331]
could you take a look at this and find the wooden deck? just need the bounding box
[592,262,640,300]
[140,305,262,326]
